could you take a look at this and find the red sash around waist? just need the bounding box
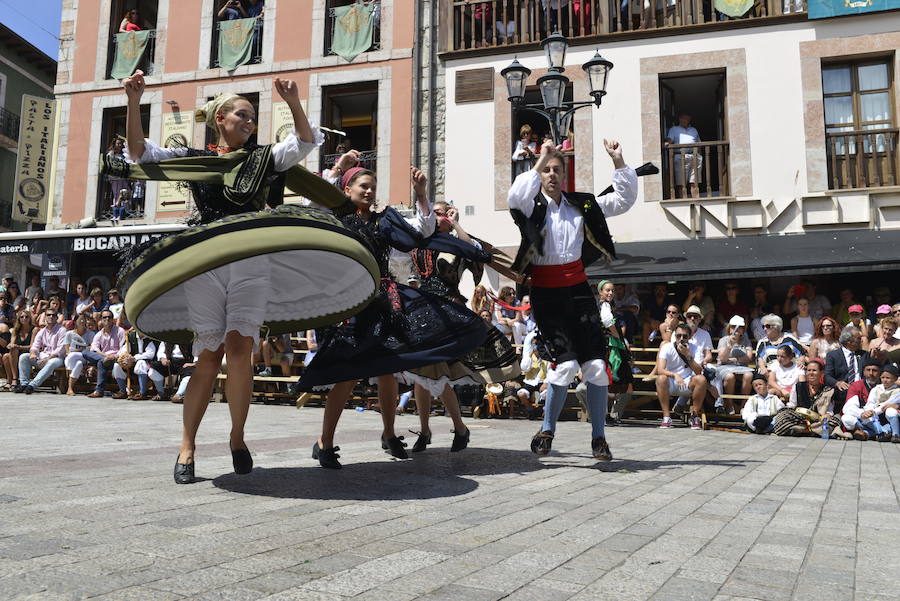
[529,260,587,288]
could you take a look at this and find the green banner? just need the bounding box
[111,30,151,79]
[331,3,375,63]
[714,0,755,17]
[218,18,256,71]
[809,0,900,18]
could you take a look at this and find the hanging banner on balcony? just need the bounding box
[12,95,57,225]
[156,111,193,214]
[714,0,755,17]
[111,30,151,79]
[331,2,376,63]
[218,17,256,70]
[809,0,900,19]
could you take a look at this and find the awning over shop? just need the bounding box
[0,224,185,256]
[588,229,900,284]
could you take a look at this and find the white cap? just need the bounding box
[685,304,703,317]
[728,315,746,328]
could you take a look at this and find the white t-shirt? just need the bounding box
[690,328,713,361]
[666,125,701,151]
[63,330,89,353]
[660,341,700,380]
[109,302,124,320]
[772,362,801,390]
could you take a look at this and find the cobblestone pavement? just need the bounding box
[1,392,898,601]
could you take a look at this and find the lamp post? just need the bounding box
[501,34,613,146]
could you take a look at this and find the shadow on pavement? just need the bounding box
[213,446,546,501]
[588,458,759,472]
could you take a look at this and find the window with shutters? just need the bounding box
[823,58,897,189]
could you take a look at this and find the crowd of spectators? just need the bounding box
[0,273,194,401]
[459,277,900,443]
[3,270,899,444]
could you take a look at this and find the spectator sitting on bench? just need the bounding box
[119,330,159,400]
[755,314,804,378]
[16,309,67,394]
[62,314,96,396]
[715,315,755,414]
[149,342,188,401]
[858,362,900,443]
[741,374,784,434]
[655,323,706,429]
[767,344,802,402]
[85,310,127,399]
[259,333,293,377]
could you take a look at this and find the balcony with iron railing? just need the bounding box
[0,107,20,148]
[108,29,158,78]
[663,140,730,200]
[211,18,264,68]
[323,150,377,172]
[826,129,898,190]
[448,0,807,52]
[325,4,381,56]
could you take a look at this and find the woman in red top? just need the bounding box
[119,9,142,32]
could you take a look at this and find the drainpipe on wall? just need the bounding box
[411,0,423,207]
[426,0,438,201]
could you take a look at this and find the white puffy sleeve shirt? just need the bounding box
[125,121,325,170]
[507,166,638,266]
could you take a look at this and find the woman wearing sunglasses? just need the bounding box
[1,312,35,391]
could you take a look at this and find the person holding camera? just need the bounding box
[218,0,247,20]
[655,323,707,429]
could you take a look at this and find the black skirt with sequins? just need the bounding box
[295,279,488,389]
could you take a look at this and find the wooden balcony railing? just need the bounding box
[663,140,730,200]
[450,0,806,51]
[826,129,898,190]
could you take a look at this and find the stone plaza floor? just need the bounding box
[1,392,898,601]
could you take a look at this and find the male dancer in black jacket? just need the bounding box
[508,138,637,460]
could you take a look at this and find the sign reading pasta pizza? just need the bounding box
[13,95,57,225]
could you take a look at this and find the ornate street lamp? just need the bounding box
[500,59,531,104]
[501,34,613,145]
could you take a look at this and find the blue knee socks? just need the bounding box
[541,383,568,434]
[586,382,608,439]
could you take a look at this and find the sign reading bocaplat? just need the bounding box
[72,233,165,252]
[13,95,57,224]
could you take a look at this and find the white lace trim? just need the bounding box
[398,372,480,398]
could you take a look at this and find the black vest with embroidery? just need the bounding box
[510,190,616,275]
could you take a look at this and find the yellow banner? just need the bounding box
[13,95,57,224]
[156,111,193,213]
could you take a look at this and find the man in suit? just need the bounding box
[825,325,869,410]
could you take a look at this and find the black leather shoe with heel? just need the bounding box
[312,441,342,469]
[174,456,195,484]
[230,444,253,474]
[381,436,408,459]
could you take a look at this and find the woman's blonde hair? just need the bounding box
[519,124,533,138]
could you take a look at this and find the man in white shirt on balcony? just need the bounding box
[664,111,702,199]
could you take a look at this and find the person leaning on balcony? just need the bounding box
[217,0,247,20]
[664,111,702,199]
[512,124,536,177]
[119,8,143,32]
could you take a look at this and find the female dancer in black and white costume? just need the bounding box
[297,160,493,469]
[118,71,378,483]
[403,201,521,453]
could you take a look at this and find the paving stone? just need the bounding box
[1,394,895,601]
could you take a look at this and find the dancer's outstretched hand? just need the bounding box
[604,138,623,160]
[410,167,428,199]
[274,78,300,105]
[123,70,145,101]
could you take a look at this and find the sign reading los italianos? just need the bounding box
[156,111,193,213]
[809,0,900,18]
[12,95,57,225]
